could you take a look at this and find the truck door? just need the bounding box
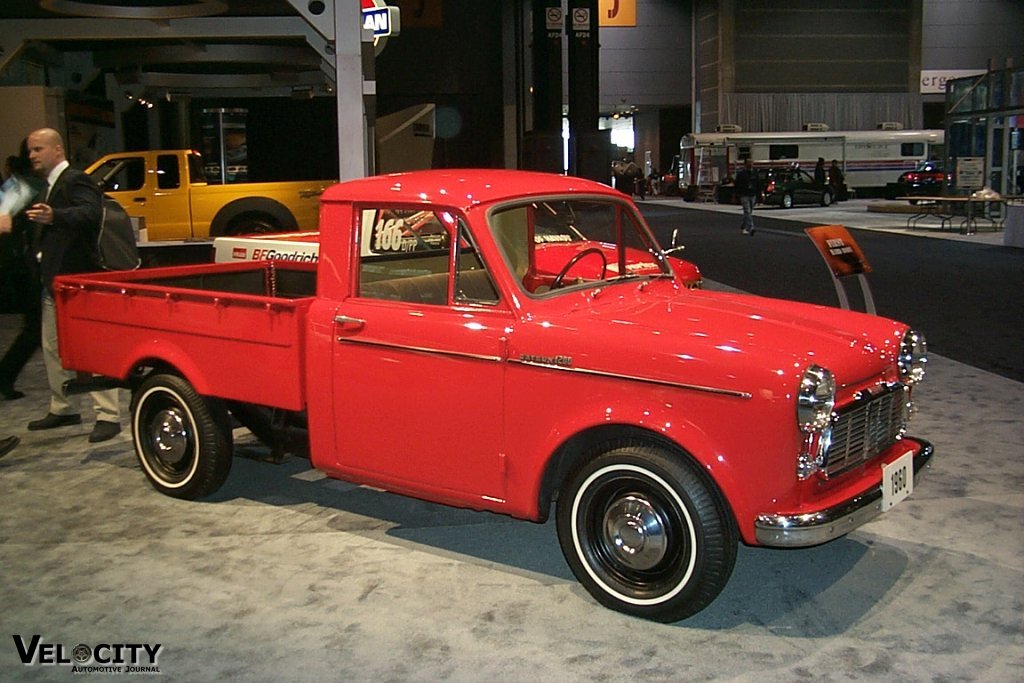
[139,153,193,240]
[90,153,193,240]
[329,207,511,503]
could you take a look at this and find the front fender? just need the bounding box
[506,386,757,530]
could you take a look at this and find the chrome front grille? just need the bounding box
[824,385,908,477]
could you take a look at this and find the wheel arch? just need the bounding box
[114,342,218,398]
[536,423,738,534]
[209,197,297,236]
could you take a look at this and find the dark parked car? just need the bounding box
[762,167,833,208]
[895,161,948,202]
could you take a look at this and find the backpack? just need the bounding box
[96,195,141,270]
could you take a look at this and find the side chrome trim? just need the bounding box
[754,438,934,547]
[335,336,503,363]
[507,358,752,399]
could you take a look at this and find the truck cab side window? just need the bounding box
[90,158,145,192]
[156,154,181,190]
[187,154,206,184]
[357,207,453,305]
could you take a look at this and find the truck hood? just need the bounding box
[521,280,908,394]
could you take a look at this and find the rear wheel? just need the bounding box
[556,443,737,622]
[131,374,233,500]
[781,193,794,209]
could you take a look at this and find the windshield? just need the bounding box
[489,198,671,295]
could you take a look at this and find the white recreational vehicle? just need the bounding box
[677,127,944,199]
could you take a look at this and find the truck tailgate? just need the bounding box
[54,262,315,411]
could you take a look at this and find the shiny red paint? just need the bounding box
[55,169,928,546]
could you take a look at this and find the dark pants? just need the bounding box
[0,285,42,391]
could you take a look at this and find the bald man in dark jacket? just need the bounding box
[24,127,121,442]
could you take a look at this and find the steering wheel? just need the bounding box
[551,248,608,289]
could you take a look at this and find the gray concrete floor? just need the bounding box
[1,206,1021,681]
[641,196,1011,247]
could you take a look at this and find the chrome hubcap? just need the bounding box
[603,494,668,570]
[152,408,189,464]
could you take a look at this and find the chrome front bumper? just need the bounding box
[754,438,934,548]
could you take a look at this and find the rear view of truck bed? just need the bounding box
[54,261,316,411]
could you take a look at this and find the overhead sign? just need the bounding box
[361,0,401,50]
[920,69,985,94]
[363,7,393,36]
[599,0,636,26]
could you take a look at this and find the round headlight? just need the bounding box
[898,329,928,384]
[797,365,836,433]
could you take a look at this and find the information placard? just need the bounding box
[804,225,872,278]
[957,157,985,190]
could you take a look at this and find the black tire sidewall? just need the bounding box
[555,445,736,622]
[130,374,232,500]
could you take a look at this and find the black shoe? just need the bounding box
[27,413,82,431]
[1,386,25,401]
[89,421,121,443]
[0,435,18,459]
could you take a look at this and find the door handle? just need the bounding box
[334,315,365,330]
[132,197,147,204]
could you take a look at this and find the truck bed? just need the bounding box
[54,261,317,411]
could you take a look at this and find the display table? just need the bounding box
[897,196,1009,234]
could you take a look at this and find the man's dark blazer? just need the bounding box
[35,166,102,293]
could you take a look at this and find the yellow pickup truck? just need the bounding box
[85,150,331,241]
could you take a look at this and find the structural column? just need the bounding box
[524,0,564,172]
[566,0,606,181]
[334,0,370,179]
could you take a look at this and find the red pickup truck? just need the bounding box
[55,169,932,622]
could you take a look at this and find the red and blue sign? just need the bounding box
[361,0,400,40]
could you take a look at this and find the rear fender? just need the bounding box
[114,339,218,397]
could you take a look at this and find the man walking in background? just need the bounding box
[735,157,760,236]
[22,127,121,443]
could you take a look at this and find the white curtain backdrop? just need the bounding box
[721,93,925,132]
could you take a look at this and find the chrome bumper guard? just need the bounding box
[754,438,934,548]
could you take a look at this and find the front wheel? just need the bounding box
[556,443,737,622]
[821,190,832,207]
[131,373,233,500]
